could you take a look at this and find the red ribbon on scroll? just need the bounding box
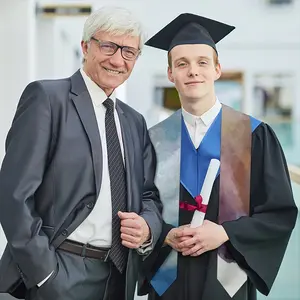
[179,195,207,213]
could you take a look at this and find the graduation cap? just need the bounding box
[145,13,235,55]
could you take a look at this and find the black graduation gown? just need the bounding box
[138,123,298,300]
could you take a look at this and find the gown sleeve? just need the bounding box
[138,221,174,295]
[222,122,298,295]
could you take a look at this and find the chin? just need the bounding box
[103,77,125,89]
[182,87,204,98]
[186,92,207,100]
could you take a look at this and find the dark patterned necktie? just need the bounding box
[103,98,127,273]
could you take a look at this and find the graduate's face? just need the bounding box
[168,44,221,102]
[81,31,140,96]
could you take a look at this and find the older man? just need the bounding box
[0,6,162,300]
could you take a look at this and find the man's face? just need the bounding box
[168,44,221,102]
[81,31,140,95]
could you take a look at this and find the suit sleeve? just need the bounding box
[222,123,298,295]
[0,81,57,289]
[139,116,163,251]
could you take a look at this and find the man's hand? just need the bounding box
[164,225,192,252]
[177,220,229,256]
[118,212,150,249]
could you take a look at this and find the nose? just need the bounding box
[109,48,125,68]
[187,63,199,77]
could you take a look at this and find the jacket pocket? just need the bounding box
[36,262,59,294]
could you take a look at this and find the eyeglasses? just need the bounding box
[90,37,141,61]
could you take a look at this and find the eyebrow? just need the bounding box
[94,38,139,50]
[198,56,211,60]
[174,56,211,64]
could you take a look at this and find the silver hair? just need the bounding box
[82,6,146,50]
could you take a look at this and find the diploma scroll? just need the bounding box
[190,158,220,228]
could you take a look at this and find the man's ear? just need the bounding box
[168,66,174,83]
[81,40,89,59]
[215,63,222,81]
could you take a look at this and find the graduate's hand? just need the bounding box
[165,225,193,252]
[177,220,229,256]
[118,211,150,249]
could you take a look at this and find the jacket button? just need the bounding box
[62,229,68,236]
[87,202,94,209]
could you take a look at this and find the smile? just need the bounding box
[185,81,204,85]
[103,67,124,74]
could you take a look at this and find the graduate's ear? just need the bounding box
[214,63,222,81]
[168,66,175,83]
[213,51,221,81]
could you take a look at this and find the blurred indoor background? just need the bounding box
[0,0,299,299]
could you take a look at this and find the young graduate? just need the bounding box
[138,13,298,300]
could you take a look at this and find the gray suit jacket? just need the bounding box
[0,70,163,299]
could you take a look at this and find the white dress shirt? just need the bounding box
[67,69,124,247]
[181,100,222,148]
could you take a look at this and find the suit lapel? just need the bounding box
[116,100,134,211]
[70,70,103,197]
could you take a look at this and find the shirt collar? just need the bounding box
[80,68,116,107]
[182,98,222,127]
